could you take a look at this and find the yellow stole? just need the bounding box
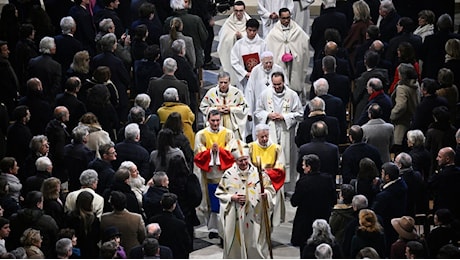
[250,144,277,168]
[202,129,228,149]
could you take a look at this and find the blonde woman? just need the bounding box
[20,228,45,258]
[67,50,91,82]
[41,177,65,228]
[350,209,385,258]
[344,0,373,63]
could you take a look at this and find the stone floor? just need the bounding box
[190,196,300,259]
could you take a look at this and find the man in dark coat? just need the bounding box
[291,154,336,257]
[297,121,339,177]
[307,76,347,143]
[45,106,71,183]
[27,37,62,106]
[24,157,53,195]
[0,41,19,117]
[55,77,87,131]
[18,78,53,136]
[355,77,392,125]
[148,193,191,259]
[129,223,173,259]
[68,0,97,56]
[130,2,163,46]
[411,78,448,133]
[91,32,130,122]
[310,42,352,82]
[53,16,83,79]
[378,0,400,43]
[88,142,116,195]
[385,17,422,64]
[147,57,190,114]
[63,125,94,192]
[8,191,59,258]
[117,106,156,153]
[112,123,150,179]
[102,168,142,214]
[372,162,408,255]
[428,147,460,220]
[295,97,340,146]
[310,0,348,60]
[6,106,32,168]
[341,125,382,184]
[94,0,124,38]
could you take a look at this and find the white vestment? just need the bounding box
[217,12,251,86]
[215,163,275,259]
[258,0,294,38]
[292,0,314,35]
[266,20,310,97]
[230,34,266,91]
[245,62,288,139]
[200,86,249,140]
[254,86,303,187]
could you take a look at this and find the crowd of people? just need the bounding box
[0,0,459,258]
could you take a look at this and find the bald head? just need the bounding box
[437,147,456,167]
[324,41,338,56]
[54,106,70,122]
[146,223,161,239]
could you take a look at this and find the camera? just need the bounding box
[209,0,235,16]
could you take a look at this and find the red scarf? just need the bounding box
[368,89,383,101]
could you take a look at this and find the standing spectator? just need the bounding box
[13,23,38,95]
[0,157,22,203]
[55,238,73,259]
[129,223,173,259]
[117,106,157,153]
[21,135,50,184]
[130,24,149,61]
[413,10,435,42]
[291,154,336,256]
[407,130,431,181]
[27,37,62,106]
[388,42,421,94]
[329,184,355,246]
[150,129,185,173]
[385,17,422,66]
[0,40,20,117]
[377,0,400,43]
[133,45,162,95]
[55,77,87,132]
[20,228,45,258]
[372,162,408,254]
[436,68,459,124]
[344,0,373,65]
[421,13,460,79]
[65,190,100,258]
[443,39,460,88]
[9,191,59,258]
[78,112,112,159]
[64,169,104,219]
[131,2,163,46]
[390,216,421,258]
[350,209,385,258]
[66,50,91,84]
[0,217,10,254]
[102,168,142,214]
[45,106,71,185]
[69,0,97,56]
[41,177,65,228]
[362,103,394,163]
[24,157,53,195]
[0,178,20,219]
[91,33,130,122]
[6,106,32,171]
[101,191,146,256]
[94,0,124,38]
[0,4,20,53]
[426,208,459,257]
[53,16,83,79]
[63,125,94,192]
[88,142,116,195]
[301,219,343,258]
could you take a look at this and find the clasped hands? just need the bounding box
[231,193,267,206]
[268,112,284,121]
[217,105,230,114]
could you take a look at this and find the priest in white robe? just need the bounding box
[258,0,294,38]
[249,123,286,227]
[230,18,266,92]
[254,71,303,192]
[292,0,314,34]
[200,71,249,140]
[217,1,251,86]
[215,139,275,259]
[245,51,288,139]
[266,8,310,101]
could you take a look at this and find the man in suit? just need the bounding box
[362,103,394,163]
[354,51,390,124]
[295,97,340,146]
[68,0,97,56]
[101,191,146,256]
[291,154,336,256]
[372,162,408,255]
[428,147,460,220]
[53,16,83,79]
[27,37,62,106]
[129,223,173,259]
[385,17,422,65]
[149,193,191,259]
[307,77,347,143]
[55,77,87,131]
[91,33,130,122]
[147,57,190,114]
[310,42,352,83]
[0,40,19,117]
[341,125,382,184]
[378,0,400,43]
[297,121,339,177]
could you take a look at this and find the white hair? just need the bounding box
[125,123,140,140]
[261,51,274,60]
[255,123,270,133]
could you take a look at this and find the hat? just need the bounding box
[103,226,122,242]
[229,139,250,160]
[391,216,418,240]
